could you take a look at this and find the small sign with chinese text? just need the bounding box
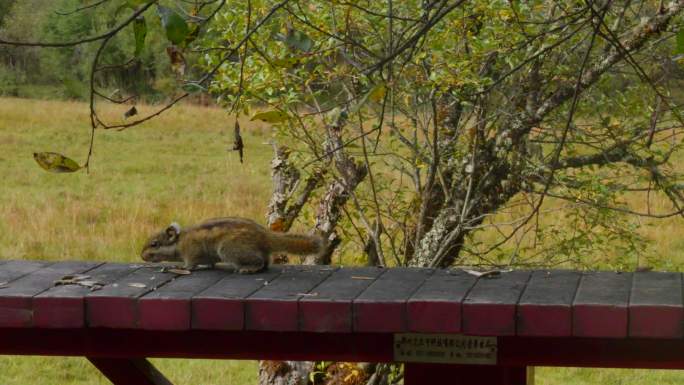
[393,333,497,365]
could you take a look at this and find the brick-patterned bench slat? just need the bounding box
[462,270,531,336]
[33,263,139,328]
[406,269,477,333]
[0,261,100,327]
[192,269,281,330]
[87,267,177,328]
[354,268,433,333]
[299,267,385,333]
[0,260,49,284]
[573,271,632,338]
[138,269,226,330]
[629,271,683,338]
[517,270,581,337]
[246,266,335,331]
[1,261,684,340]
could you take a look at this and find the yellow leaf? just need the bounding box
[33,152,82,173]
[368,84,386,103]
[251,110,290,123]
[608,117,620,128]
[272,57,301,68]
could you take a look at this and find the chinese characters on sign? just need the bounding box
[393,333,497,365]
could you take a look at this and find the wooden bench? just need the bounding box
[0,260,682,384]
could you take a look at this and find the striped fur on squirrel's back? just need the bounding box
[141,216,326,272]
[266,232,326,256]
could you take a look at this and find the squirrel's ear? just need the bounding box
[165,222,181,241]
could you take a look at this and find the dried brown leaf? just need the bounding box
[167,268,192,275]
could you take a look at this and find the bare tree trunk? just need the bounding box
[260,129,367,384]
[258,361,314,385]
[307,109,367,265]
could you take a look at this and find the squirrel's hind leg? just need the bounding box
[237,263,265,274]
[217,243,267,274]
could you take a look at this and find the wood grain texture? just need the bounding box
[517,270,581,337]
[404,363,528,385]
[0,261,100,327]
[87,267,177,328]
[192,269,281,330]
[299,267,385,332]
[33,263,137,328]
[246,266,335,331]
[0,260,49,284]
[573,272,632,338]
[2,261,684,343]
[354,268,433,332]
[138,269,226,330]
[2,328,684,369]
[629,272,683,338]
[406,269,477,333]
[462,271,531,336]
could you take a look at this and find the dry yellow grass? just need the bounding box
[0,97,272,384]
[1,97,683,384]
[0,97,274,263]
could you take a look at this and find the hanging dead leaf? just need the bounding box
[123,106,138,119]
[232,120,244,163]
[166,45,186,76]
[33,152,82,173]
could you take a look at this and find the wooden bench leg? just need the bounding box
[87,357,174,385]
[404,363,530,385]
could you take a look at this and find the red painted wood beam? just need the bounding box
[87,357,173,385]
[2,329,684,369]
[404,364,528,385]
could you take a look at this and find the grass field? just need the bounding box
[1,97,683,384]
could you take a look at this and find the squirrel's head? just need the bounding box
[141,222,182,262]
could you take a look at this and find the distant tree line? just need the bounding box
[0,0,183,101]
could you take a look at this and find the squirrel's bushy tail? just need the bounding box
[267,232,326,255]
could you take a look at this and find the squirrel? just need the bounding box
[140,217,326,273]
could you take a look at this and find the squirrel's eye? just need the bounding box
[150,240,159,248]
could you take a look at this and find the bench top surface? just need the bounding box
[0,260,681,339]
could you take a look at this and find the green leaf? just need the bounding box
[133,16,147,57]
[285,30,313,52]
[251,110,290,123]
[272,56,302,69]
[127,0,148,7]
[677,28,684,55]
[157,5,189,45]
[184,24,201,46]
[181,83,206,93]
[33,152,82,173]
